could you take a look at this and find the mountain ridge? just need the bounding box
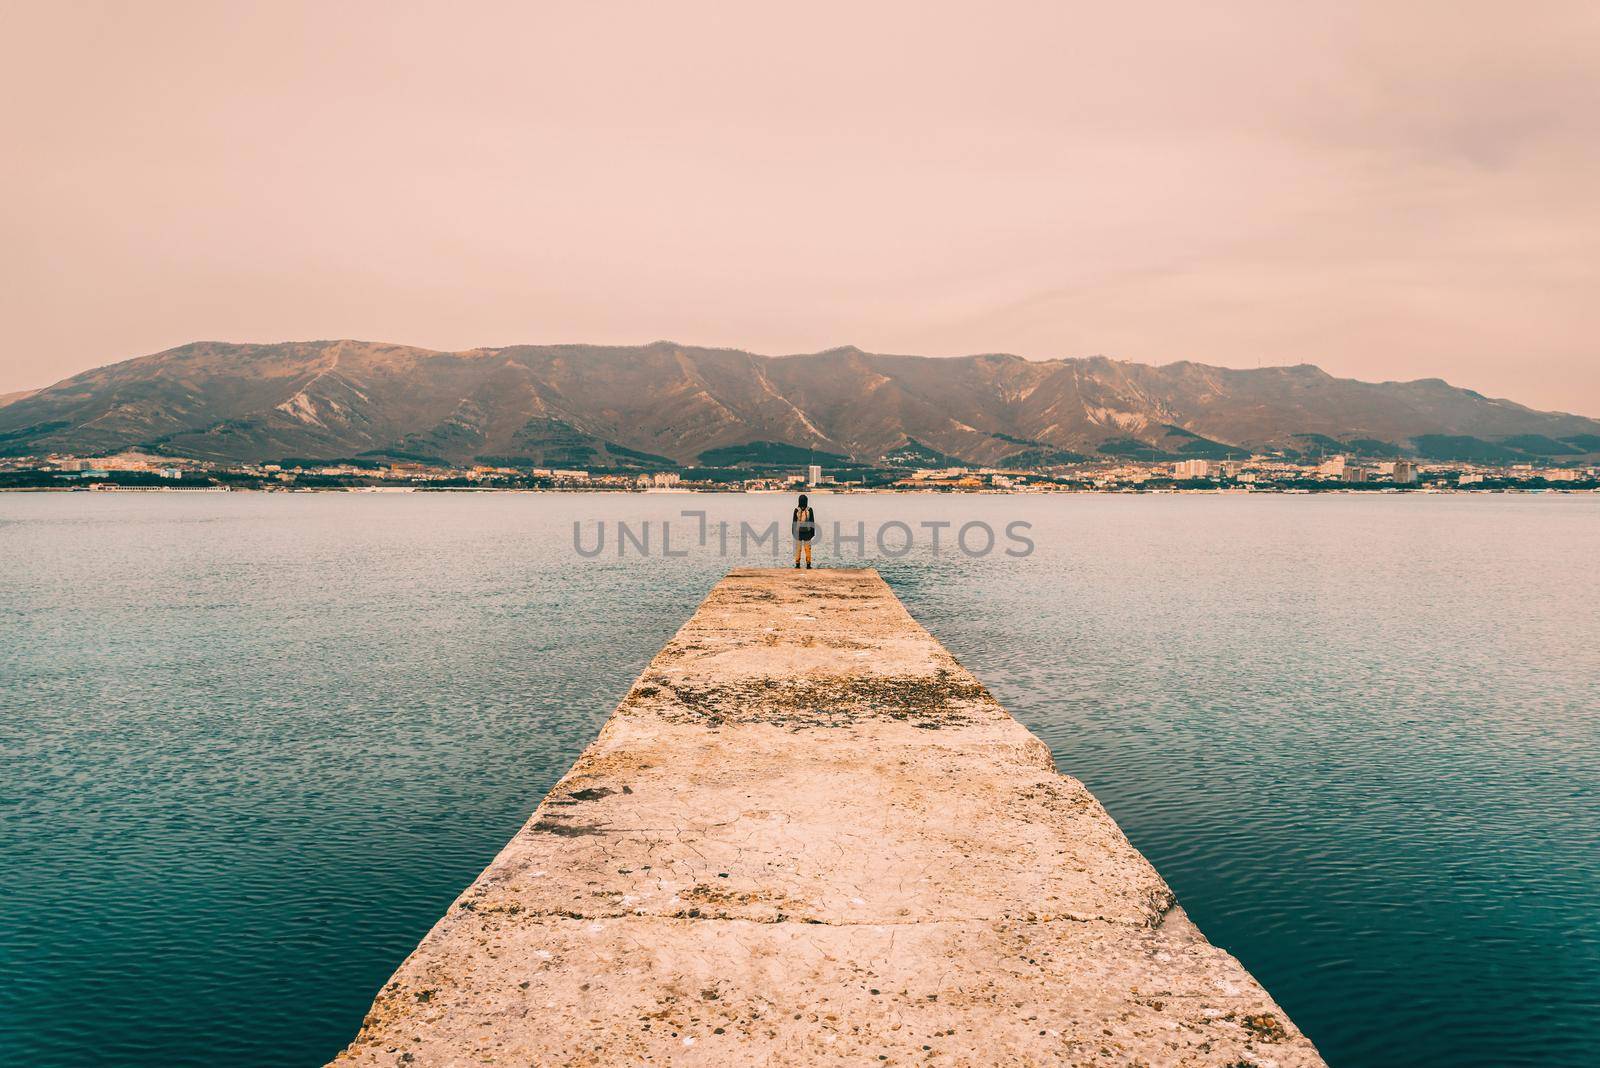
[2,340,1596,467]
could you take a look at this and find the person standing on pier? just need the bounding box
[792,493,816,569]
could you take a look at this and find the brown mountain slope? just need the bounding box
[1,340,1596,466]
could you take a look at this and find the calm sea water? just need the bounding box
[3,491,1597,1066]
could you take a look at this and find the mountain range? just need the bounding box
[3,340,1597,468]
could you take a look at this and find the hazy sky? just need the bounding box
[3,2,1598,412]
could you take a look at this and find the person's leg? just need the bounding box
[794,540,802,568]
[803,541,813,568]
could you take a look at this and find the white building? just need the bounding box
[1171,459,1210,478]
[807,464,822,486]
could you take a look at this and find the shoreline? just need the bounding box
[2,484,1596,495]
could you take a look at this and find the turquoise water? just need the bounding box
[3,492,1597,1066]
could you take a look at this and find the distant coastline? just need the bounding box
[3,464,1596,496]
[6,431,1600,496]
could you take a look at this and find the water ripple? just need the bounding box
[2,492,1597,1067]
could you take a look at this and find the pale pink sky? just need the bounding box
[3,2,1598,412]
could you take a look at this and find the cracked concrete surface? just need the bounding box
[331,568,1324,1066]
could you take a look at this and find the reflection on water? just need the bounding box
[3,492,1597,1066]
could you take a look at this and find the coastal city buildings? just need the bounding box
[1,451,1595,494]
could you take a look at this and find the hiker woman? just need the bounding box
[792,493,816,569]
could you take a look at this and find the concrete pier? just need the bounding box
[332,568,1323,1066]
